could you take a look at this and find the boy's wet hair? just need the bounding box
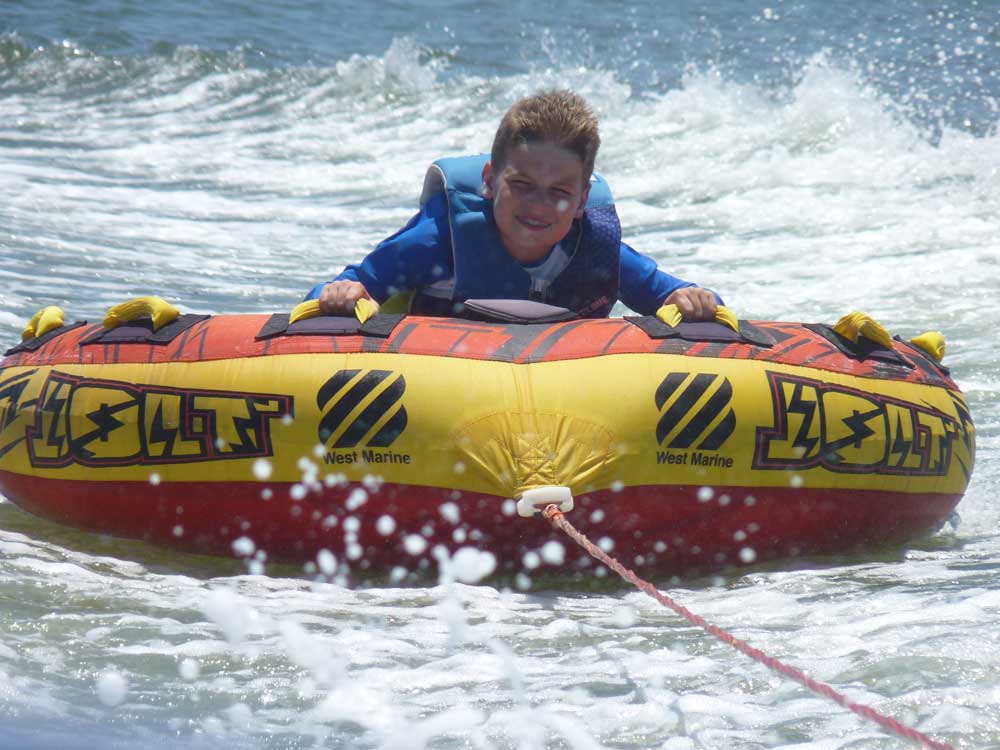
[490,90,600,183]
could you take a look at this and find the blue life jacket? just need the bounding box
[410,154,622,318]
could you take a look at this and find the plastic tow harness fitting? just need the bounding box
[516,486,574,517]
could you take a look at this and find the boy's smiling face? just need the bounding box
[482,141,590,263]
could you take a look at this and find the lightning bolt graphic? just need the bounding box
[824,407,881,464]
[888,412,913,468]
[72,400,133,460]
[228,406,259,454]
[147,400,179,457]
[0,372,35,460]
[42,391,69,455]
[788,383,819,457]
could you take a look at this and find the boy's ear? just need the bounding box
[481,162,494,199]
[575,183,591,219]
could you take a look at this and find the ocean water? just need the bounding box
[1,1,999,748]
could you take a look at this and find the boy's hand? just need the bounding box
[664,287,718,321]
[318,281,378,315]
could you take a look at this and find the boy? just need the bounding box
[306,90,720,319]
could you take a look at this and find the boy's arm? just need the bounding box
[617,242,723,318]
[305,194,455,311]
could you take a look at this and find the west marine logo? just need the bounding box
[654,372,736,469]
[317,369,411,466]
[754,371,974,479]
[0,369,292,468]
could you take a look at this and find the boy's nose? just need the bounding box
[524,187,559,209]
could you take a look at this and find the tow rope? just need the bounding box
[541,504,953,750]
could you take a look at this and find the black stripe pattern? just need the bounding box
[317,369,408,448]
[655,372,735,450]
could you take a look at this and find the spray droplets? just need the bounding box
[450,547,496,583]
[316,549,338,576]
[96,670,127,707]
[540,540,565,565]
[231,536,255,557]
[178,658,200,681]
[252,458,273,480]
[439,502,460,524]
[346,488,368,510]
[404,534,427,555]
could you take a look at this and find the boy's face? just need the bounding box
[482,141,590,263]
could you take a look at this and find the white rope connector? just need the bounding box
[516,486,574,517]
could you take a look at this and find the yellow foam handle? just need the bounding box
[910,331,946,362]
[714,306,739,333]
[655,303,739,332]
[21,305,66,341]
[354,297,378,324]
[655,303,683,327]
[289,297,379,325]
[289,299,321,324]
[103,296,180,331]
[832,311,895,350]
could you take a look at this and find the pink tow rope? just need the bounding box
[541,504,953,750]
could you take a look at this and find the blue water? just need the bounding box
[1,1,999,748]
[6,1,997,134]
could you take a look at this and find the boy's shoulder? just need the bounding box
[587,172,614,207]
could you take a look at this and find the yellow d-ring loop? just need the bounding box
[655,303,739,332]
[103,296,180,331]
[21,305,65,341]
[832,311,895,350]
[289,297,379,325]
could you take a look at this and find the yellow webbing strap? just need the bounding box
[910,331,946,362]
[21,305,65,341]
[288,297,379,325]
[655,303,739,332]
[832,311,895,350]
[103,296,180,331]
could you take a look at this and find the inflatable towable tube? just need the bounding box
[0,297,975,578]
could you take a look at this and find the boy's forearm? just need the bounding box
[618,242,723,315]
[306,203,454,303]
